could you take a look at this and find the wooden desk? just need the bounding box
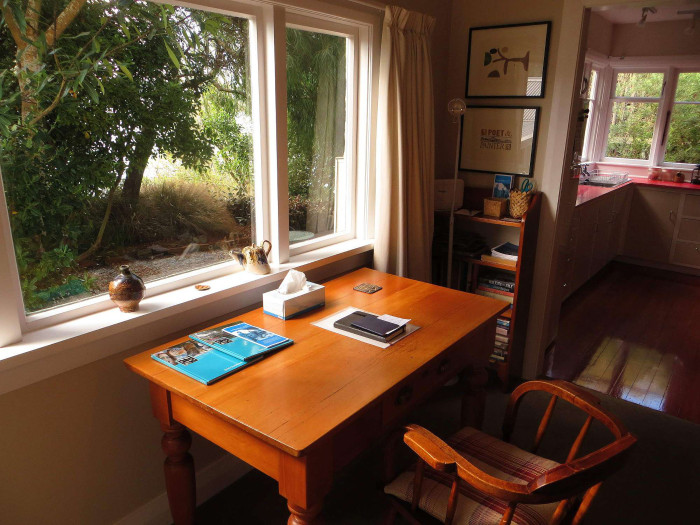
[124,268,506,524]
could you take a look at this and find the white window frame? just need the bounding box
[0,0,379,343]
[583,53,700,170]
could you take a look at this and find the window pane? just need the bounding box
[286,28,347,245]
[614,72,664,98]
[605,101,658,159]
[665,104,700,164]
[0,2,254,313]
[674,72,700,102]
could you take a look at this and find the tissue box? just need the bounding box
[263,283,325,320]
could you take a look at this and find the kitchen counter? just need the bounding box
[576,177,700,206]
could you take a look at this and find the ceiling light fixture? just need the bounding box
[637,6,657,27]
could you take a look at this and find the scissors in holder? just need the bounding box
[520,179,533,193]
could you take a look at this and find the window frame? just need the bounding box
[0,0,379,341]
[583,53,700,170]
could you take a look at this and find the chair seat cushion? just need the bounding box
[384,426,561,525]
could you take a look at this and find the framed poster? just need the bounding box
[465,21,551,98]
[459,106,540,177]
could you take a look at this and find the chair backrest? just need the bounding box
[502,379,637,502]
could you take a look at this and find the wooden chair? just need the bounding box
[384,379,636,525]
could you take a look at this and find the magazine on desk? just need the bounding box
[151,340,261,385]
[190,322,293,361]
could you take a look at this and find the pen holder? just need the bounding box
[509,190,531,219]
[483,198,508,218]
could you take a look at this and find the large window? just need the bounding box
[582,59,700,168]
[0,0,374,325]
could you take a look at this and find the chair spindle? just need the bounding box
[532,394,558,453]
[567,414,593,463]
[444,476,460,525]
[411,460,425,512]
[499,502,517,525]
[571,482,602,525]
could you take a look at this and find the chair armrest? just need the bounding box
[403,425,531,502]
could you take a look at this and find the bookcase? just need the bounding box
[433,189,541,388]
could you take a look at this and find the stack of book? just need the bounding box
[491,312,511,362]
[474,271,515,304]
[481,241,519,268]
[151,322,293,385]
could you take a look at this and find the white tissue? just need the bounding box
[278,269,307,295]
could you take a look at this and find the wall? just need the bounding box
[443,0,580,379]
[587,11,613,55]
[611,20,700,57]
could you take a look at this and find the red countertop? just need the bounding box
[576,177,700,207]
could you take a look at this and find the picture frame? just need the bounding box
[458,106,540,177]
[465,21,551,98]
[492,174,514,199]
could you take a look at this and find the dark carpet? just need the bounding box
[197,383,700,524]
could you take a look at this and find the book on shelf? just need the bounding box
[490,353,506,362]
[475,288,514,304]
[481,254,517,267]
[496,326,509,336]
[190,322,293,361]
[491,242,519,261]
[492,346,508,356]
[477,285,514,298]
[494,342,509,352]
[478,278,515,293]
[495,334,509,344]
[496,318,511,328]
[151,340,261,385]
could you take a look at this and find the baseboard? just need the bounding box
[114,455,251,525]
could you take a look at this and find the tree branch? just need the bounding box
[28,78,68,126]
[45,0,88,47]
[2,6,26,49]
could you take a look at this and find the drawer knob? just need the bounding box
[438,359,450,375]
[395,385,413,406]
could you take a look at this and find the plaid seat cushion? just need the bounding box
[384,426,561,525]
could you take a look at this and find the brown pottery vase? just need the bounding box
[109,265,146,312]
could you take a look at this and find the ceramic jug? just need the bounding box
[108,265,146,312]
[230,240,272,275]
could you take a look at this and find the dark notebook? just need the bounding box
[334,311,405,343]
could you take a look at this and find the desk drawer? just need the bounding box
[381,327,488,425]
[672,241,700,268]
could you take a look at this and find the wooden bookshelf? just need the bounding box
[433,190,541,389]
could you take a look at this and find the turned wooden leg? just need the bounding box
[288,502,323,524]
[161,422,196,525]
[460,365,489,429]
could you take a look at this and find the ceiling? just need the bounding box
[593,4,700,24]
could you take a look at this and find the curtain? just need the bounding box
[373,5,435,282]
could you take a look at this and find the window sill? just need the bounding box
[0,239,373,395]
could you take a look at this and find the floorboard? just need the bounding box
[546,261,700,425]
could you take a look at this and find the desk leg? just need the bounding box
[288,502,323,524]
[280,449,332,525]
[161,422,196,525]
[461,365,488,429]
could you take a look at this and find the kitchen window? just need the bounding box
[582,58,700,169]
[0,0,377,338]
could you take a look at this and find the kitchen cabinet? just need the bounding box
[670,193,700,269]
[623,187,681,263]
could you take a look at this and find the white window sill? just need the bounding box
[0,239,373,395]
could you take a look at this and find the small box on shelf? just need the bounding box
[483,198,508,218]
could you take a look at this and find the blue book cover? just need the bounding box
[151,340,255,385]
[190,322,292,361]
[223,322,289,348]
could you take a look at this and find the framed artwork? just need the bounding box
[465,21,551,98]
[492,174,514,199]
[459,106,540,177]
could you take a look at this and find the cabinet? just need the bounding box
[562,185,631,299]
[670,193,700,269]
[623,187,681,263]
[434,191,541,387]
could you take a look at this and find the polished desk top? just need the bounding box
[125,268,506,457]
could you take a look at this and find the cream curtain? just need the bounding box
[373,5,435,282]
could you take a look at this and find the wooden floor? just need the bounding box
[545,262,700,424]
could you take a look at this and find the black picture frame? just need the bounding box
[465,21,551,99]
[458,106,540,177]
